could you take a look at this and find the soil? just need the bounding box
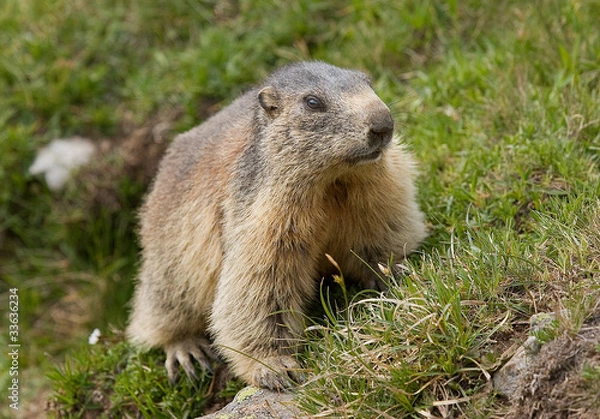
[504,314,600,419]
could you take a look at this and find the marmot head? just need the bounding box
[255,62,394,175]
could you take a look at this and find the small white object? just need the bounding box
[29,137,97,191]
[88,328,101,345]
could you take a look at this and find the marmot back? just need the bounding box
[127,61,427,389]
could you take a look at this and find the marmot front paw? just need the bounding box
[165,336,215,384]
[250,355,305,390]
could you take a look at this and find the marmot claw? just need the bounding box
[165,337,214,384]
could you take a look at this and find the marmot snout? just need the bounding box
[367,108,394,147]
[127,61,427,390]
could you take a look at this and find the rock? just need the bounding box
[196,387,302,419]
[492,336,539,397]
[493,312,558,397]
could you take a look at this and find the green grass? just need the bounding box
[1,0,599,417]
[46,336,230,418]
[300,197,600,417]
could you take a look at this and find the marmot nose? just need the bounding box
[367,111,394,148]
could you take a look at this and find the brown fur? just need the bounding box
[127,62,427,389]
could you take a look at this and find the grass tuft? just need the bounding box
[46,333,235,418]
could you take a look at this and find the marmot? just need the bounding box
[127,61,427,390]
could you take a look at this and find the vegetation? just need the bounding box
[1,0,598,417]
[45,335,243,418]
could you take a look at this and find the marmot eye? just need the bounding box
[305,96,324,110]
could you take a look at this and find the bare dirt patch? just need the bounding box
[505,314,600,419]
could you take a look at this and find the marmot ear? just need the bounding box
[258,86,281,118]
